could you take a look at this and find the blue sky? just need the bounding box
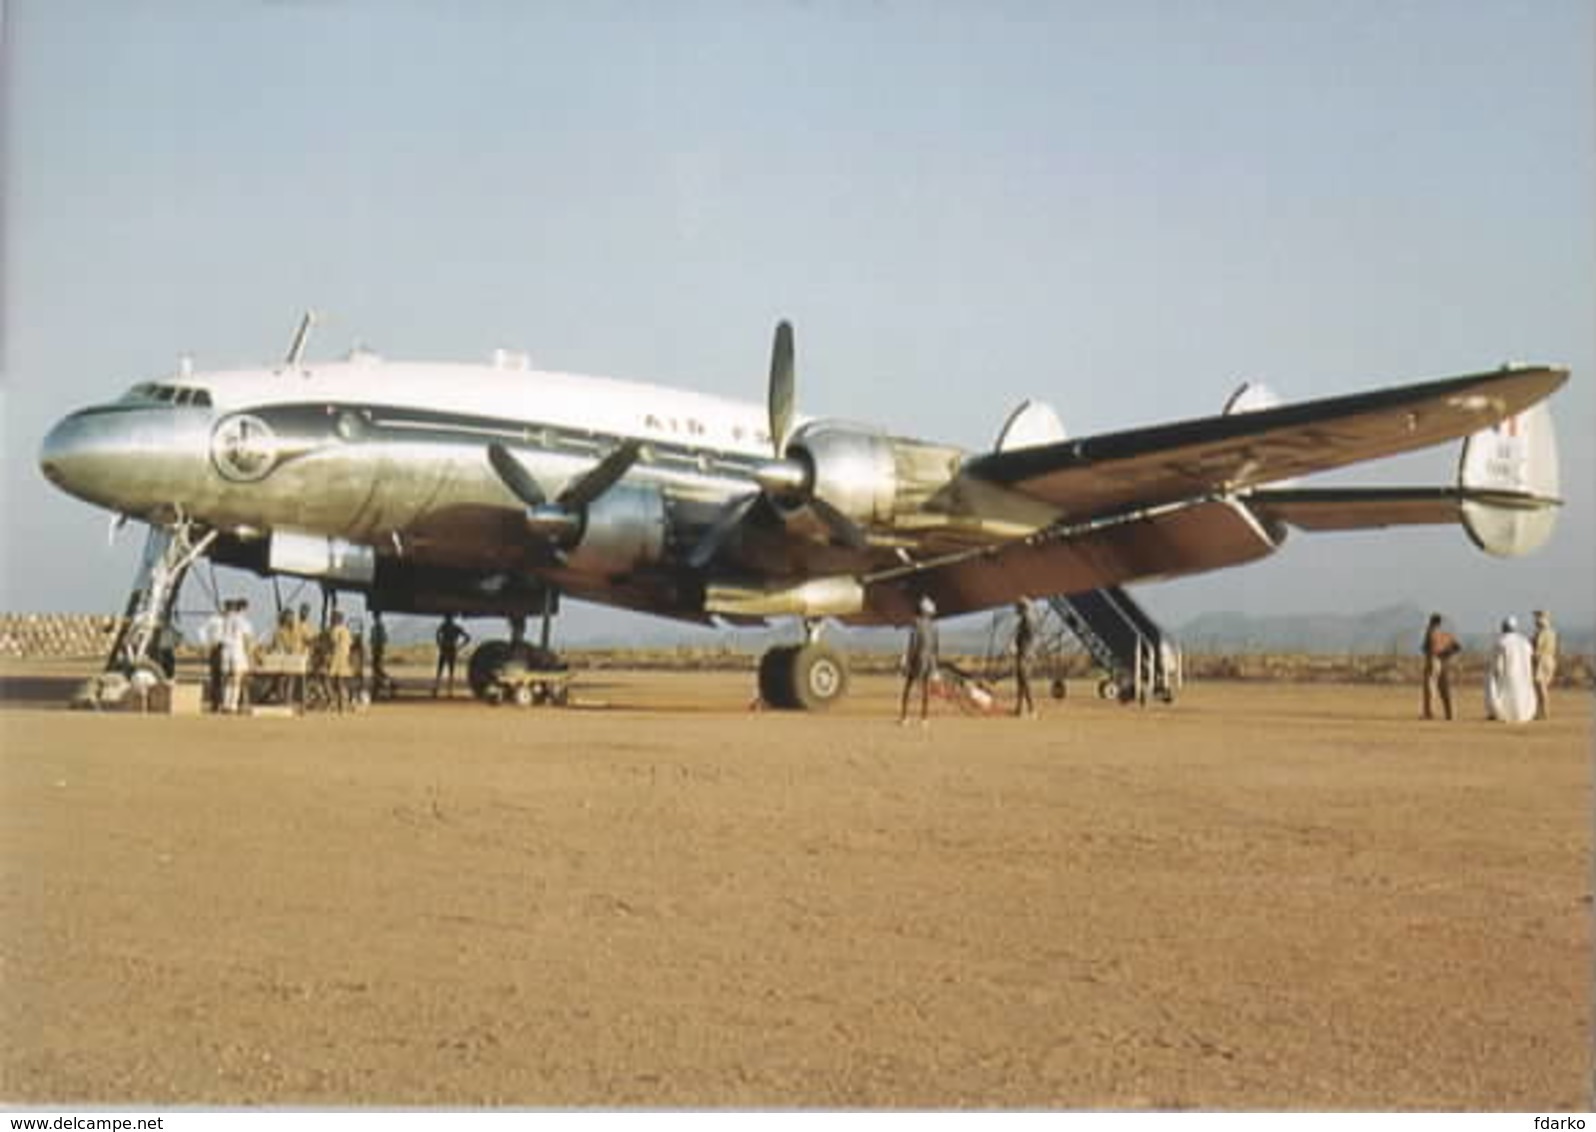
[4,1,1592,639]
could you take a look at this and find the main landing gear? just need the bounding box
[757,620,850,711]
[467,591,566,701]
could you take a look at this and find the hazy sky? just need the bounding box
[3,1,1592,639]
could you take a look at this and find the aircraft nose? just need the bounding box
[40,412,85,485]
[38,410,134,507]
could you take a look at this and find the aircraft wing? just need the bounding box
[860,497,1283,622]
[955,365,1568,518]
[854,365,1567,622]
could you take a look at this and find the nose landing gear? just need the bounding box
[82,519,217,708]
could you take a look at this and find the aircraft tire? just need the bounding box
[1050,677,1067,701]
[789,642,849,712]
[468,641,514,700]
[758,646,798,709]
[128,658,169,688]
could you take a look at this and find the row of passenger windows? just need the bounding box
[122,382,213,407]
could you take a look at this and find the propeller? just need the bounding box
[488,439,642,556]
[686,320,867,569]
[768,319,796,454]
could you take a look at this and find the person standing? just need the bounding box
[1531,610,1558,721]
[324,611,354,714]
[292,603,316,653]
[1420,612,1461,721]
[369,612,393,700]
[433,614,471,698]
[898,596,940,726]
[219,599,256,714]
[268,608,299,654]
[1012,597,1038,718]
[263,608,301,704]
[199,603,228,712]
[349,618,367,705]
[1486,616,1536,723]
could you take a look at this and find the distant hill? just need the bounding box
[1177,603,1429,655]
[340,601,1596,659]
[1176,604,1594,656]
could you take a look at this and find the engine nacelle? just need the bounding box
[560,482,668,576]
[785,423,896,525]
[268,529,378,585]
[783,421,964,528]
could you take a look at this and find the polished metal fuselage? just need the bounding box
[37,358,1058,620]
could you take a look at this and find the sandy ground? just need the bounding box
[0,659,1588,1109]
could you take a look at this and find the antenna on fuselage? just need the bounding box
[284,310,318,368]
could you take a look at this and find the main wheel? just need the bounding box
[789,643,849,712]
[758,646,798,709]
[468,641,514,700]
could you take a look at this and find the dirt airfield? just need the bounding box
[1,659,1589,1109]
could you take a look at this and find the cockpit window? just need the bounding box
[119,382,212,408]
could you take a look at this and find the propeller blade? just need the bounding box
[487,443,548,507]
[809,496,871,552]
[557,439,643,509]
[768,320,795,456]
[686,492,760,570]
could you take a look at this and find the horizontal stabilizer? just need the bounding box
[1248,485,1559,534]
[1249,398,1561,557]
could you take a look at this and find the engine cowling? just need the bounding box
[781,421,964,529]
[559,482,668,576]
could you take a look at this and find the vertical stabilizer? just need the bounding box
[1457,401,1560,556]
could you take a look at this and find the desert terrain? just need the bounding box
[1,659,1589,1109]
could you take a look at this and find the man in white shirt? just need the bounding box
[198,605,227,712]
[218,599,256,714]
[1486,616,1535,724]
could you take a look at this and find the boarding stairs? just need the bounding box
[1047,586,1181,704]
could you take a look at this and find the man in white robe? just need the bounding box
[1486,617,1535,723]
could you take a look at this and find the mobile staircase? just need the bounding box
[1047,586,1181,705]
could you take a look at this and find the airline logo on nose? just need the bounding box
[211,413,277,481]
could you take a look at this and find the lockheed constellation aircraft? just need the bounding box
[38,315,1567,708]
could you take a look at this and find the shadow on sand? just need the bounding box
[0,673,85,710]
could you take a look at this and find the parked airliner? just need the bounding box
[38,315,1567,708]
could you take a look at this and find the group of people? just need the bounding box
[897,595,1039,724]
[199,601,396,714]
[1422,609,1559,724]
[903,599,1564,727]
[200,598,257,714]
